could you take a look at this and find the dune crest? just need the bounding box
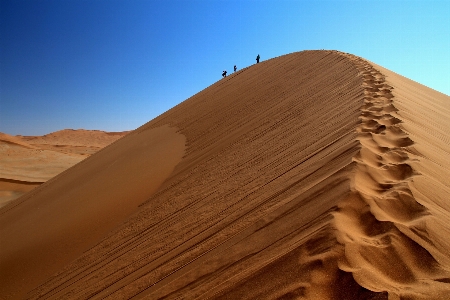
[334,54,450,299]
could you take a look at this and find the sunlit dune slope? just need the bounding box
[1,50,449,300]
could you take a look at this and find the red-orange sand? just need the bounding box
[0,130,128,208]
[1,50,449,299]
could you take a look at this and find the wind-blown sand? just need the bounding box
[0,130,128,207]
[0,50,449,299]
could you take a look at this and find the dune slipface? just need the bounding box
[1,50,449,299]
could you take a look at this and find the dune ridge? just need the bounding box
[334,54,450,299]
[1,50,449,299]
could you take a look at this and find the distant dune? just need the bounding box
[1,50,449,300]
[0,130,128,207]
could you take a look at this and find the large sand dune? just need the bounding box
[1,50,449,299]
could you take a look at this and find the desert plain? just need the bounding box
[1,50,449,299]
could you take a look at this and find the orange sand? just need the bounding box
[0,130,128,207]
[0,50,449,300]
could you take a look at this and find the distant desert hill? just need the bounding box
[0,130,128,207]
[1,50,449,300]
[18,129,130,155]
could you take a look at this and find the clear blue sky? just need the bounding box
[1,0,449,136]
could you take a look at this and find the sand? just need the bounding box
[0,130,128,208]
[0,50,449,299]
[18,129,130,154]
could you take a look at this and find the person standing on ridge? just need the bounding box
[256,54,260,63]
[222,70,227,78]
[234,65,237,72]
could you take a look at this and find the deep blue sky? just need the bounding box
[1,0,449,135]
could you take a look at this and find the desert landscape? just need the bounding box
[0,130,128,208]
[1,50,449,299]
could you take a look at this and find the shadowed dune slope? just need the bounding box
[1,50,449,299]
[0,126,185,299]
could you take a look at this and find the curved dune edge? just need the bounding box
[334,54,450,299]
[0,125,186,299]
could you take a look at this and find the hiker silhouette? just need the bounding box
[256,54,260,63]
[222,70,227,78]
[234,65,237,72]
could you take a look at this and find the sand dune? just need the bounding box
[0,130,128,208]
[1,50,449,299]
[18,129,130,155]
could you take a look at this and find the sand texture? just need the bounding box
[0,50,449,299]
[0,130,128,207]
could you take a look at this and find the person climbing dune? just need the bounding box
[234,65,237,72]
[256,54,260,63]
[222,70,227,78]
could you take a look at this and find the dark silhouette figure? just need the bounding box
[256,54,260,63]
[222,70,227,78]
[234,65,237,72]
